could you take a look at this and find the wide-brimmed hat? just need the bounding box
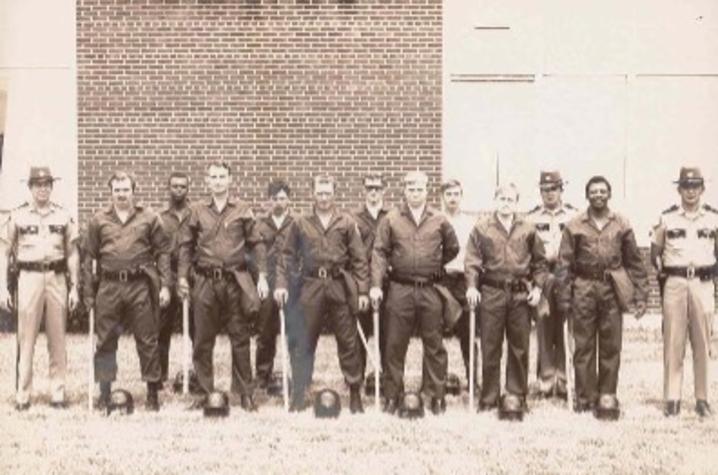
[674,167,704,186]
[23,166,60,184]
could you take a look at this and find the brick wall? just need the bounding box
[76,0,443,223]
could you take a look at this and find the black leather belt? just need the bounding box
[480,276,527,293]
[305,266,343,280]
[196,265,244,280]
[17,260,67,273]
[390,274,438,288]
[102,268,145,282]
[663,265,715,281]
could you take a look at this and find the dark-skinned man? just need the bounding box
[371,171,460,416]
[557,175,648,418]
[177,161,269,412]
[83,171,171,411]
[465,183,548,418]
[274,175,369,413]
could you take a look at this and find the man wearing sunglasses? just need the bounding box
[526,171,577,399]
[651,167,717,418]
[352,174,391,386]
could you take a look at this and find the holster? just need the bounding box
[140,264,161,318]
[231,269,260,316]
[339,268,360,315]
[435,283,462,330]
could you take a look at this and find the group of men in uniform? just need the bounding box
[0,163,715,422]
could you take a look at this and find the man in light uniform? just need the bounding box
[526,171,577,398]
[651,167,717,418]
[0,166,80,410]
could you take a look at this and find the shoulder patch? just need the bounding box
[564,203,577,210]
[527,205,541,214]
[662,204,679,215]
[703,203,718,214]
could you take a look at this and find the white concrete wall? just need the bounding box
[444,0,718,244]
[0,0,77,212]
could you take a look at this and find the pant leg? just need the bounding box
[294,279,326,395]
[356,309,372,378]
[571,279,599,406]
[192,277,221,394]
[687,279,714,401]
[44,272,68,402]
[417,287,447,399]
[597,282,623,396]
[662,277,689,401]
[255,294,280,382]
[15,271,45,404]
[479,286,508,407]
[383,283,415,400]
[225,279,254,396]
[94,281,126,383]
[327,280,363,387]
[158,292,181,382]
[126,279,161,383]
[505,298,531,397]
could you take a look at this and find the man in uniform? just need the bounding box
[557,175,648,416]
[440,179,477,389]
[157,172,194,385]
[83,171,171,411]
[651,167,717,418]
[177,162,268,411]
[526,171,577,398]
[0,166,80,410]
[254,179,294,390]
[370,171,460,415]
[274,175,369,413]
[465,183,548,415]
[352,173,390,383]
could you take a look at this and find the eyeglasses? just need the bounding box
[680,183,703,190]
[540,185,560,192]
[365,185,384,191]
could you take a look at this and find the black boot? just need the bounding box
[97,382,112,411]
[350,385,364,414]
[146,382,160,411]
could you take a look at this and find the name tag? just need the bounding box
[18,225,39,235]
[666,228,686,239]
[49,225,66,234]
[535,223,549,232]
[697,228,716,239]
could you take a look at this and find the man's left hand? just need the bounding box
[257,275,269,300]
[68,286,80,312]
[526,286,542,307]
[159,286,171,308]
[358,295,369,312]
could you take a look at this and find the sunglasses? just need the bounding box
[540,185,560,192]
[365,185,384,191]
[680,182,703,190]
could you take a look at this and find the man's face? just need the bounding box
[111,178,134,210]
[405,182,428,208]
[314,182,335,212]
[169,176,189,204]
[587,182,611,211]
[442,185,462,214]
[540,184,562,209]
[270,189,290,216]
[364,179,385,207]
[206,165,230,196]
[494,189,518,217]
[30,180,53,206]
[678,183,704,208]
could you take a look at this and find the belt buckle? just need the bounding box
[602,270,611,282]
[686,265,695,279]
[318,267,328,279]
[40,262,51,272]
[503,280,513,292]
[118,270,128,282]
[212,268,223,280]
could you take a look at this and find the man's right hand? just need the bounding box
[369,287,383,308]
[177,278,190,301]
[274,288,288,306]
[466,286,481,308]
[0,288,12,312]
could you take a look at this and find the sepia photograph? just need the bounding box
[0,0,717,474]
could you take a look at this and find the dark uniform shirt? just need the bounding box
[371,204,459,287]
[352,204,390,262]
[83,204,172,287]
[159,203,192,275]
[275,209,369,294]
[256,212,295,287]
[557,209,649,302]
[177,198,267,280]
[464,213,548,288]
